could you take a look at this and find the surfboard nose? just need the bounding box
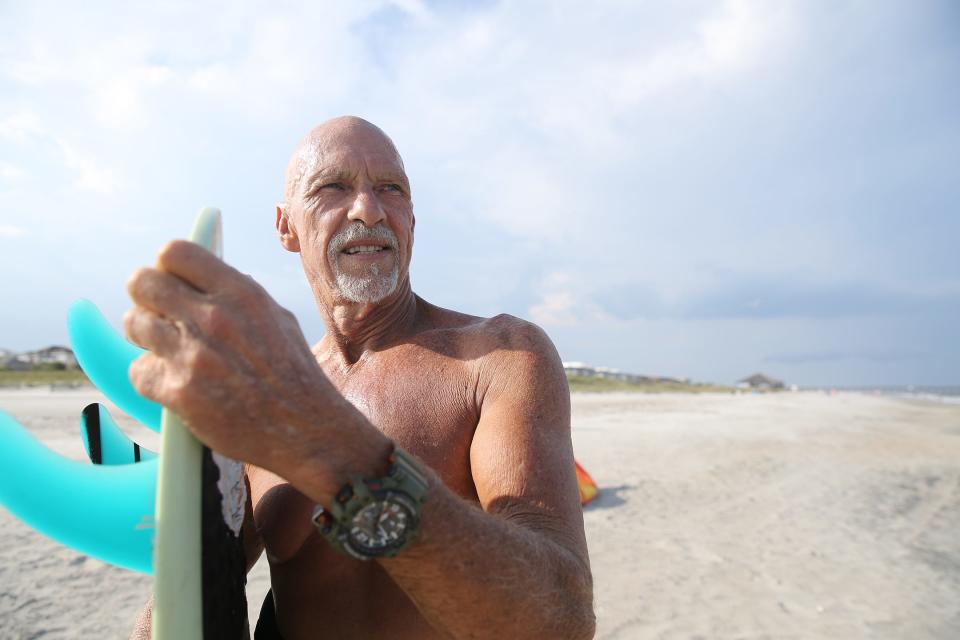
[0,410,156,574]
[68,299,163,432]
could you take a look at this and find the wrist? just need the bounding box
[284,399,394,506]
[312,444,430,560]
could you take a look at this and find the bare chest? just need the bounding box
[329,350,479,492]
[251,345,480,564]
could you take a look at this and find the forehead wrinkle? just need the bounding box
[307,165,353,185]
[375,171,411,193]
[285,142,319,201]
[307,153,408,192]
[283,116,408,202]
[302,166,355,199]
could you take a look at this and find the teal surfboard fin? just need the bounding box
[68,299,162,432]
[0,410,156,574]
[81,403,157,465]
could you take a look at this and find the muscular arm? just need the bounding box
[124,242,592,639]
[373,321,594,638]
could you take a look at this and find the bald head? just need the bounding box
[283,116,406,203]
[275,116,415,306]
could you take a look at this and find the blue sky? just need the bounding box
[1,0,957,386]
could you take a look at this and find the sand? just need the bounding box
[1,388,958,639]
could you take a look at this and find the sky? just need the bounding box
[0,0,957,387]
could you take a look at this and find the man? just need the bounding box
[126,116,594,639]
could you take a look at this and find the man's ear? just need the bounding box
[408,212,415,252]
[276,205,301,253]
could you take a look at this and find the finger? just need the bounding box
[127,266,204,318]
[124,306,181,354]
[156,240,241,295]
[129,353,166,405]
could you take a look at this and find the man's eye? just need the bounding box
[380,184,402,193]
[320,182,345,191]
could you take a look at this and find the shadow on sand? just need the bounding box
[584,484,633,510]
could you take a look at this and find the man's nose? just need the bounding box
[346,188,386,228]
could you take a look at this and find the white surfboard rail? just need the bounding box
[153,207,223,640]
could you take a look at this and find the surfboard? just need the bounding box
[0,208,248,637]
[153,207,248,640]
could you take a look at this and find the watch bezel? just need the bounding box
[341,490,420,559]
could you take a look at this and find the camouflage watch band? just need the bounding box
[311,446,428,560]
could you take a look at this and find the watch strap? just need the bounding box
[312,445,428,559]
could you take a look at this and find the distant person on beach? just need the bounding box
[125,116,594,639]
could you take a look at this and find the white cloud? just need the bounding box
[3,4,378,128]
[0,163,25,182]
[0,111,46,141]
[0,1,792,220]
[388,0,434,24]
[697,0,787,75]
[0,225,26,238]
[529,272,580,326]
[91,64,175,129]
[59,141,120,194]
[178,12,368,120]
[614,2,787,107]
[0,0,953,384]
[0,111,120,195]
[359,0,799,258]
[530,291,579,327]
[7,37,168,130]
[528,272,613,328]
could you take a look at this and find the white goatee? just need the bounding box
[327,223,400,303]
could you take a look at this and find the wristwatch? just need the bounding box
[311,445,428,560]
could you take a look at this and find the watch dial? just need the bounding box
[348,497,414,555]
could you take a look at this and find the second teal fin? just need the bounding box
[0,410,156,574]
[80,403,157,465]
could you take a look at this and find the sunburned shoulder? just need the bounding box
[418,308,566,405]
[476,313,556,353]
[466,314,568,408]
[418,300,557,361]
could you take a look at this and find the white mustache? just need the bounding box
[328,223,398,254]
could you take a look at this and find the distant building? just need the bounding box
[562,362,689,385]
[3,357,31,371]
[10,346,78,368]
[737,373,785,391]
[563,363,639,381]
[594,366,621,380]
[562,362,596,377]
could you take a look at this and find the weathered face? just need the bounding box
[278,118,415,306]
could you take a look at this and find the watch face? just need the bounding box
[347,493,416,556]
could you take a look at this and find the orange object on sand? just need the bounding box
[575,461,598,505]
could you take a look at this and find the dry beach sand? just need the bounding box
[0,388,958,639]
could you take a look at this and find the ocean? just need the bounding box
[851,386,960,404]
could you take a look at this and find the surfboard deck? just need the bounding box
[153,208,248,640]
